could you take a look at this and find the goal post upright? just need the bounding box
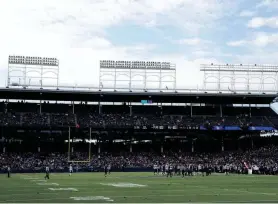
[88,127,91,161]
[67,126,92,163]
[68,126,71,162]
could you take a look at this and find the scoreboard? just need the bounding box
[141,100,153,104]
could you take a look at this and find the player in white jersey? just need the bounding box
[169,164,173,177]
[107,164,111,174]
[69,164,73,176]
[223,165,228,175]
[45,166,50,180]
[153,164,158,175]
[181,165,185,177]
[165,164,169,177]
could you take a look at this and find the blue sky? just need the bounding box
[0,0,278,91]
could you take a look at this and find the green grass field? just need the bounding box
[1,172,278,203]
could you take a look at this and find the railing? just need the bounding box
[5,85,278,95]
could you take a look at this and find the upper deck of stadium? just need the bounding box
[0,87,276,104]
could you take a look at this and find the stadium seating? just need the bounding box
[1,146,278,174]
[0,111,276,127]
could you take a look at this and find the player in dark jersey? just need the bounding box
[7,166,11,178]
[104,165,108,177]
[181,165,185,178]
[45,166,50,180]
[162,165,165,175]
[188,165,193,176]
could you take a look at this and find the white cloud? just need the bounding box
[176,38,210,46]
[227,40,248,47]
[239,10,255,17]
[227,33,278,48]
[0,0,234,89]
[247,16,278,28]
[0,0,252,91]
[256,0,278,8]
[253,33,278,47]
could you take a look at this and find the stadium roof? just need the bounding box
[0,88,276,104]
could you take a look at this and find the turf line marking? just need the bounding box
[100,182,147,187]
[221,187,277,196]
[0,192,59,197]
[48,187,78,192]
[22,177,39,180]
[31,179,46,182]
[37,182,59,186]
[5,194,277,202]
[192,185,278,196]
[70,196,114,202]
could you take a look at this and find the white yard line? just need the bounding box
[22,177,40,180]
[192,184,278,196]
[223,188,277,196]
[30,179,46,182]
[0,192,59,197]
[3,184,275,196]
[0,188,224,195]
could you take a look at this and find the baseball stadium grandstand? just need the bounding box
[1,87,278,202]
[1,57,278,202]
[4,0,278,201]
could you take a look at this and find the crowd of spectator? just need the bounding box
[1,146,278,174]
[0,112,273,128]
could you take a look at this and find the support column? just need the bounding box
[3,147,5,153]
[161,145,164,153]
[129,144,132,153]
[98,143,101,154]
[129,105,132,116]
[191,140,194,153]
[221,136,224,152]
[98,103,102,114]
[39,100,42,114]
[88,128,92,161]
[72,101,75,114]
[220,105,223,117]
[37,131,41,153]
[190,104,193,117]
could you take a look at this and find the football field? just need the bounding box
[1,172,278,203]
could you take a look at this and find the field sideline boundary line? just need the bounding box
[191,184,278,196]
[5,193,273,202]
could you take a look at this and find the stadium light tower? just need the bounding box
[7,55,59,88]
[99,60,176,91]
[201,63,278,93]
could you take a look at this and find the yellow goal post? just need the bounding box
[67,127,92,163]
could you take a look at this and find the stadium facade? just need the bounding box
[0,88,277,155]
[2,57,278,173]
